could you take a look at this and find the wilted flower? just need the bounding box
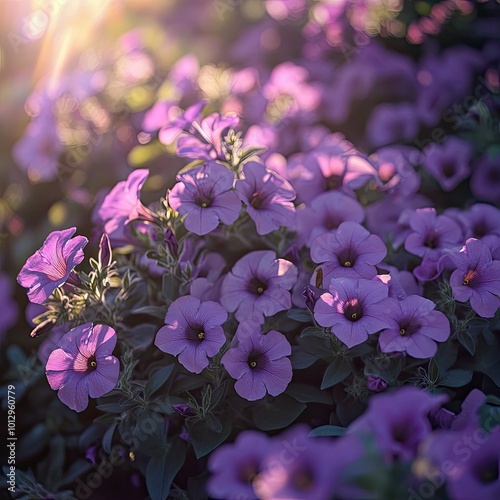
[155,295,227,374]
[45,323,120,412]
[17,227,88,304]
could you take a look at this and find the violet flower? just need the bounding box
[447,238,500,318]
[176,112,239,161]
[254,425,364,500]
[97,169,155,245]
[17,227,88,304]
[311,221,387,287]
[471,152,500,204]
[45,323,120,412]
[235,162,296,235]
[297,190,365,246]
[155,295,227,374]
[220,250,298,324]
[404,208,462,259]
[168,162,241,236]
[207,430,272,500]
[314,277,390,348]
[422,137,473,192]
[348,386,447,462]
[221,321,292,401]
[378,295,450,358]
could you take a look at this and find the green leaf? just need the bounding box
[287,309,312,323]
[300,326,324,338]
[46,435,65,490]
[204,413,223,433]
[17,424,49,461]
[146,437,187,500]
[457,330,476,355]
[286,383,332,405]
[252,394,306,431]
[131,306,167,319]
[439,369,473,388]
[237,146,267,164]
[102,422,117,454]
[321,357,351,389]
[188,417,232,459]
[162,273,179,302]
[428,358,440,383]
[474,339,500,386]
[434,341,458,373]
[309,425,346,437]
[145,365,175,400]
[289,348,319,369]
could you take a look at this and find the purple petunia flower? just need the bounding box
[254,425,365,500]
[297,190,365,246]
[311,221,387,287]
[471,151,500,204]
[459,203,500,240]
[221,321,292,401]
[422,137,473,192]
[446,238,500,318]
[157,100,206,144]
[235,162,296,235]
[155,295,227,374]
[17,227,88,304]
[46,323,120,412]
[168,162,241,236]
[404,208,462,259]
[220,250,298,324]
[207,430,272,500]
[367,375,388,392]
[378,295,450,358]
[348,387,447,462]
[97,169,155,245]
[176,112,239,161]
[314,277,390,348]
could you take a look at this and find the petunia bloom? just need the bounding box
[207,430,272,500]
[297,190,365,246]
[404,208,462,259]
[220,250,298,324]
[155,295,227,374]
[45,323,120,412]
[168,162,241,236]
[235,162,296,235]
[447,238,500,318]
[221,321,292,401]
[254,425,365,500]
[378,295,450,358]
[311,221,387,287]
[314,277,390,348]
[96,169,155,245]
[422,137,472,192]
[17,227,88,304]
[348,387,447,462]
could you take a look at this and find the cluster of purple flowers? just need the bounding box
[5,1,500,499]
